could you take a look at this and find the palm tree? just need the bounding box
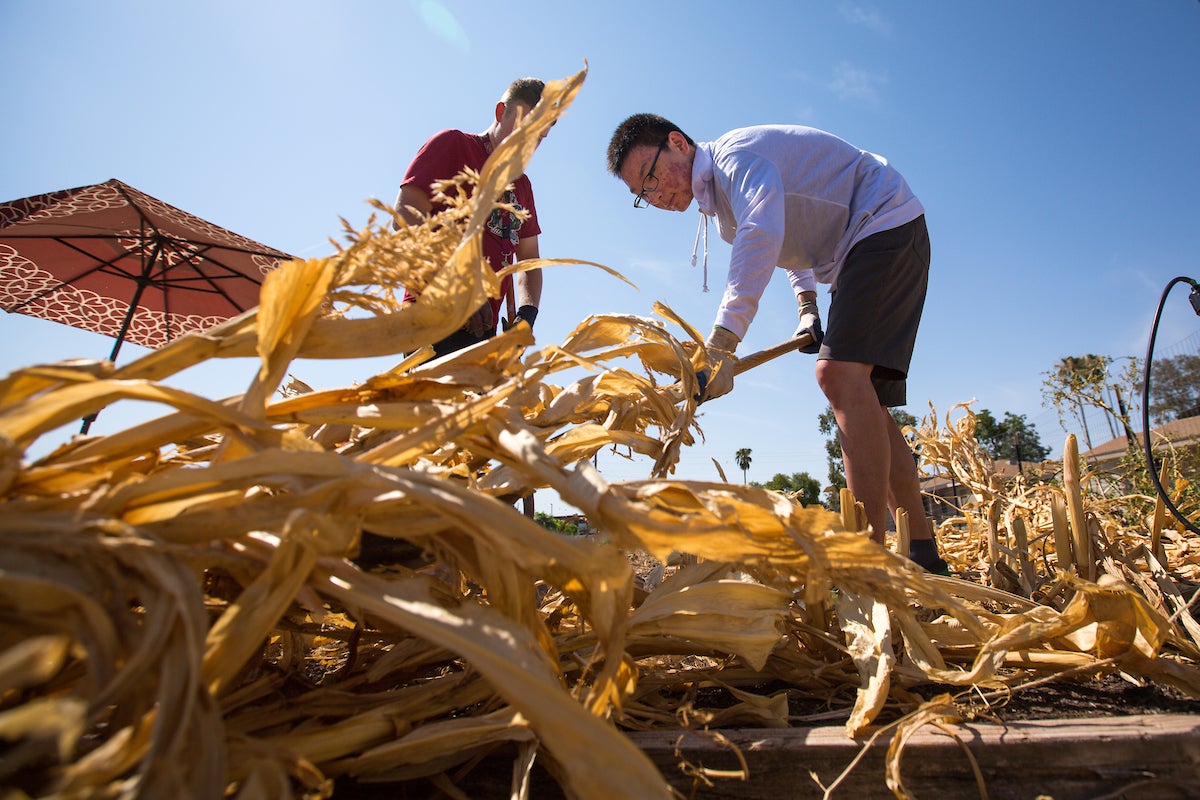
[735,448,752,484]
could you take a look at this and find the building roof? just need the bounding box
[916,418,1200,489]
[1081,416,1200,463]
[919,459,1054,493]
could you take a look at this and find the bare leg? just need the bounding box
[883,411,933,541]
[815,359,890,543]
[883,406,947,571]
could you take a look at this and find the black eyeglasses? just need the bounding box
[633,140,667,208]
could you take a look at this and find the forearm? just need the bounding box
[515,268,542,308]
[514,235,542,308]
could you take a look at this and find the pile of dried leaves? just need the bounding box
[3,66,1199,800]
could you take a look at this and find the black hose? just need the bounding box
[1141,276,1200,536]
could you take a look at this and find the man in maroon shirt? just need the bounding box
[394,78,546,357]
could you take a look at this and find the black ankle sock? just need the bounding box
[908,538,948,573]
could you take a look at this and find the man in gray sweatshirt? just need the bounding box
[606,113,947,574]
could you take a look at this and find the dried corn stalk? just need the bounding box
[3,66,1200,800]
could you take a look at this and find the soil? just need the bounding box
[910,673,1200,723]
[623,550,1200,726]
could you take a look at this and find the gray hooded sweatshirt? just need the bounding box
[691,125,924,339]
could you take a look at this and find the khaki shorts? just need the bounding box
[818,215,930,407]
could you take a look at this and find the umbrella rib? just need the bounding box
[2,235,280,314]
[1,236,142,312]
[151,241,268,313]
[112,179,291,259]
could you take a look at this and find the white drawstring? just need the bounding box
[691,213,710,292]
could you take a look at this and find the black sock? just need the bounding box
[908,538,948,573]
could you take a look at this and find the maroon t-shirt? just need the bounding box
[401,129,540,323]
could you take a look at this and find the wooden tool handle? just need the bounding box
[733,332,814,375]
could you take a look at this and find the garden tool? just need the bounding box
[695,329,817,403]
[733,329,815,375]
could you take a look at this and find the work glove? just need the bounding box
[794,300,823,354]
[502,304,539,331]
[465,303,495,338]
[694,326,740,404]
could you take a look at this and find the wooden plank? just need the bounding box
[337,714,1200,799]
[627,714,1200,799]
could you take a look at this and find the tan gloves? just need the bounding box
[794,299,823,354]
[695,326,740,403]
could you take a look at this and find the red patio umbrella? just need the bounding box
[0,178,294,431]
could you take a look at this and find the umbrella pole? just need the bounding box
[79,327,130,435]
[80,271,150,434]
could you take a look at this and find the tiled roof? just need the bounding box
[919,459,1055,492]
[1081,416,1200,462]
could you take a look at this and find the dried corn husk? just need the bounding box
[3,66,1200,800]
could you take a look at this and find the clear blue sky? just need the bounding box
[3,1,1199,503]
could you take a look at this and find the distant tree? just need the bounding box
[1043,354,1141,452]
[891,408,921,451]
[735,448,753,483]
[818,407,845,511]
[975,409,1000,447]
[1045,354,1111,450]
[1146,353,1200,422]
[974,409,1051,465]
[753,472,822,507]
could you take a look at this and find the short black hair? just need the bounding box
[606,113,694,176]
[502,78,545,109]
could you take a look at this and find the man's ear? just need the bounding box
[667,130,691,154]
[495,101,507,123]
